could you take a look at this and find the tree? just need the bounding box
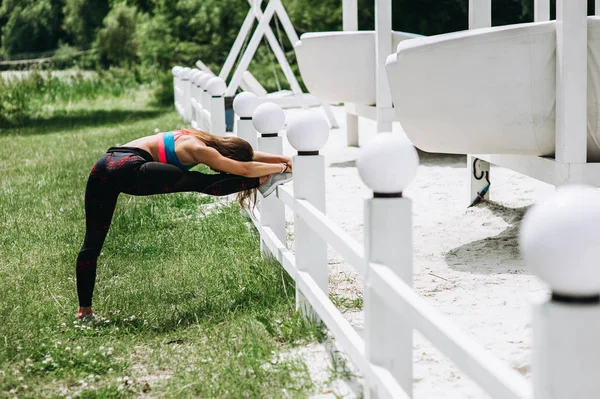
[0,0,63,57]
[96,2,138,66]
[63,0,109,48]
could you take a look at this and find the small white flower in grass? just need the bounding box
[99,346,105,350]
[75,346,81,351]
[88,374,95,381]
[21,385,28,390]
[83,351,89,356]
[60,208,64,213]
[92,360,97,364]
[60,323,66,328]
[65,347,70,352]
[129,315,136,321]
[154,128,160,133]
[17,377,23,381]
[108,368,113,372]
[56,340,62,346]
[13,370,19,375]
[69,360,74,365]
[9,388,16,394]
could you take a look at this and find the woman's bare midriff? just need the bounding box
[123,133,204,166]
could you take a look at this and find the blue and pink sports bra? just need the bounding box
[156,130,195,170]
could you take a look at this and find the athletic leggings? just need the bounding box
[76,147,260,307]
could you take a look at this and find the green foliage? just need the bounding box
[63,0,110,48]
[0,69,140,125]
[0,0,63,57]
[96,2,138,67]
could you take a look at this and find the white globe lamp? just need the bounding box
[520,185,600,299]
[286,112,329,153]
[180,67,192,79]
[233,92,258,118]
[357,133,419,194]
[198,74,213,89]
[206,77,227,97]
[252,102,285,134]
[171,66,183,76]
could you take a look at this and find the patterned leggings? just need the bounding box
[76,147,260,307]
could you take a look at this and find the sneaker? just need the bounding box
[77,310,96,322]
[259,173,293,197]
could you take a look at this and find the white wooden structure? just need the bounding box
[194,0,339,127]
[171,76,600,397]
[295,0,420,146]
[230,100,600,398]
[384,0,600,205]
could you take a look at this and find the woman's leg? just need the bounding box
[123,162,261,196]
[76,161,119,309]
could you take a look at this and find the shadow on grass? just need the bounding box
[0,108,171,136]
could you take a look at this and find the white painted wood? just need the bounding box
[534,0,550,21]
[365,198,413,397]
[469,0,492,29]
[375,0,393,133]
[370,263,532,399]
[273,0,300,45]
[533,300,600,398]
[182,78,192,122]
[236,119,258,150]
[343,0,358,31]
[250,2,303,95]
[468,155,490,206]
[295,268,410,399]
[346,110,359,146]
[555,0,588,164]
[201,90,211,130]
[296,31,420,106]
[226,1,278,97]
[293,197,365,275]
[293,154,327,321]
[597,0,600,16]
[220,4,258,81]
[258,135,286,246]
[210,96,226,136]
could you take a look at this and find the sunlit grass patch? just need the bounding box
[0,81,320,398]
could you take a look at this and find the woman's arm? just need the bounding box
[253,151,292,165]
[193,146,290,177]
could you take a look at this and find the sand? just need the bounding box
[269,105,555,398]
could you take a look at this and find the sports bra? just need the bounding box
[156,130,195,170]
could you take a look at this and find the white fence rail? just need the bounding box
[171,69,600,398]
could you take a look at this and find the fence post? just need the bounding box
[520,186,600,399]
[286,112,330,321]
[198,74,214,131]
[189,70,203,127]
[233,92,259,150]
[180,67,193,123]
[207,77,227,136]
[253,102,287,248]
[171,66,183,118]
[358,133,419,398]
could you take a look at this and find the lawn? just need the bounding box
[0,77,322,398]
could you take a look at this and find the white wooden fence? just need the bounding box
[172,71,600,398]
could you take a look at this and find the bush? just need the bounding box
[96,3,138,67]
[0,69,140,125]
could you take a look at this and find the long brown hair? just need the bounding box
[181,128,257,210]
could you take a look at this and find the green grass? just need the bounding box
[0,80,322,398]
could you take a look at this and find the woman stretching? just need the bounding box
[76,128,292,320]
